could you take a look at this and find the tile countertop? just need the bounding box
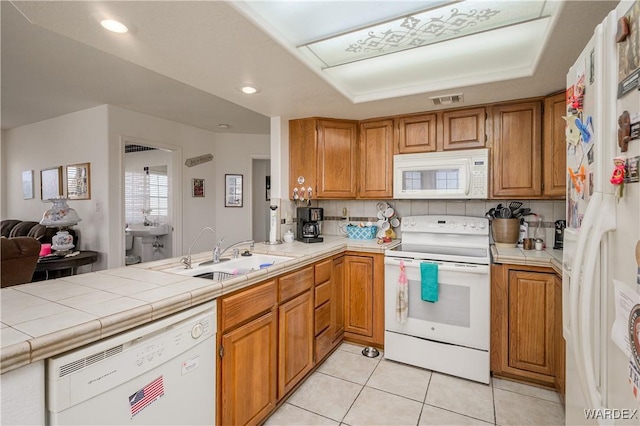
[0,235,398,374]
[491,244,563,274]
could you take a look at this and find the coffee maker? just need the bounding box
[554,220,566,249]
[297,207,323,243]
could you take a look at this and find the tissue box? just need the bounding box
[346,225,378,240]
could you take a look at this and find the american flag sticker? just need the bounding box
[129,376,164,417]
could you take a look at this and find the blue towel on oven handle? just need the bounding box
[420,262,438,303]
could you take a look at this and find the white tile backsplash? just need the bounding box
[316,199,566,236]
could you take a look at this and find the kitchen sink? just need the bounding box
[162,253,294,281]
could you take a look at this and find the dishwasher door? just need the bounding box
[47,301,216,425]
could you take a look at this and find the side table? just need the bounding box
[34,250,98,280]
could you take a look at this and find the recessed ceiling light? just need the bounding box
[218,124,231,129]
[240,86,259,94]
[100,19,129,34]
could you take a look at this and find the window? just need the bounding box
[125,166,168,224]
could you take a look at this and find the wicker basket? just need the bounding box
[346,225,378,240]
[492,218,520,248]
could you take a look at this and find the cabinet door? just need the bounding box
[491,102,542,198]
[317,119,357,198]
[221,312,277,426]
[396,114,438,153]
[289,118,317,200]
[358,119,394,198]
[344,255,374,337]
[443,107,486,150]
[508,270,555,377]
[332,256,345,343]
[278,290,314,398]
[543,93,567,198]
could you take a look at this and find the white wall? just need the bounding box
[2,106,110,271]
[252,159,271,242]
[214,133,271,246]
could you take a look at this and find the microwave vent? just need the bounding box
[430,93,463,106]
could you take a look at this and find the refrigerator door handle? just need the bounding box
[577,193,616,412]
[568,191,600,412]
[578,193,616,411]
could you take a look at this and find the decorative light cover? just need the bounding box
[40,197,82,227]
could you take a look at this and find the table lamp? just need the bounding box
[40,197,82,255]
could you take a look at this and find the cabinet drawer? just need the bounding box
[315,301,331,335]
[315,258,332,285]
[315,281,331,307]
[315,326,333,362]
[220,280,276,332]
[279,266,313,302]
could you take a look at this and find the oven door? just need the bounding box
[384,256,490,350]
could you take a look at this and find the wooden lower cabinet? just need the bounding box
[220,311,277,426]
[314,256,345,362]
[343,253,384,347]
[218,254,384,425]
[278,290,314,398]
[491,263,564,392]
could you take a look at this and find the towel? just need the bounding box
[420,262,439,302]
[396,260,408,323]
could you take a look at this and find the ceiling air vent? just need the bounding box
[429,93,463,106]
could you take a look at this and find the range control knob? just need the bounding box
[469,220,477,228]
[478,221,486,229]
[191,323,204,339]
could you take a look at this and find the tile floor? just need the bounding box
[265,343,565,426]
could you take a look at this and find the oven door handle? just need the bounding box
[384,257,489,274]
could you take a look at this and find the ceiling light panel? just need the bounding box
[325,18,550,102]
[301,1,559,68]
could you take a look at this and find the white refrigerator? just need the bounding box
[564,1,640,425]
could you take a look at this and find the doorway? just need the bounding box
[252,158,271,243]
[121,137,181,264]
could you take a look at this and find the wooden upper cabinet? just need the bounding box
[317,119,358,198]
[358,119,394,198]
[396,113,438,153]
[543,92,567,198]
[491,101,542,198]
[443,107,486,150]
[289,118,357,199]
[289,119,317,200]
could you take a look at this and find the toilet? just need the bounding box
[124,233,141,265]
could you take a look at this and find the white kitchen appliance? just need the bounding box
[384,215,491,384]
[393,148,489,199]
[46,301,217,425]
[564,1,640,424]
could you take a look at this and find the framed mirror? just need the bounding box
[225,174,243,207]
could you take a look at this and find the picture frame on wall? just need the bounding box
[225,174,243,207]
[192,178,205,197]
[22,170,34,200]
[266,175,271,201]
[66,163,91,200]
[40,166,63,201]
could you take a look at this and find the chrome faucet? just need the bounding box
[213,238,255,263]
[180,227,215,269]
[212,236,226,264]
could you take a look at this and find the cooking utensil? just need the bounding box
[485,208,496,218]
[499,207,512,218]
[508,201,523,211]
[513,207,532,218]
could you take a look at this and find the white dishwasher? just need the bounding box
[46,300,217,425]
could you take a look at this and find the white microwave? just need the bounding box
[393,148,489,199]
